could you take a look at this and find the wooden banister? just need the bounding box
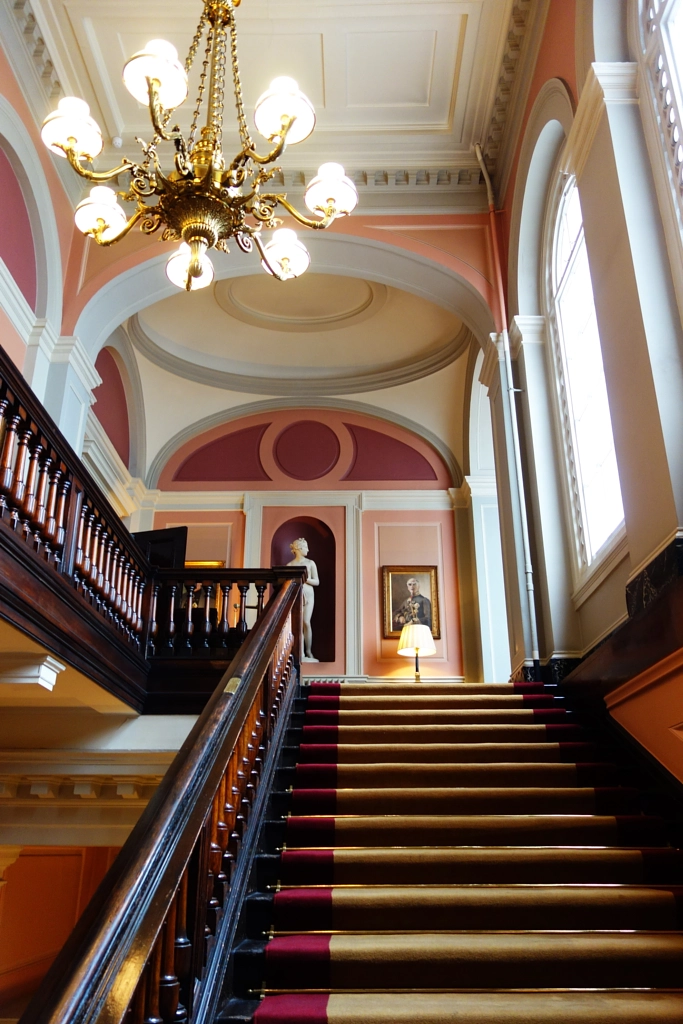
[19,573,304,1024]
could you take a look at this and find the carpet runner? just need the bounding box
[224,679,683,1022]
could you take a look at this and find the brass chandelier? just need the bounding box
[40,0,358,290]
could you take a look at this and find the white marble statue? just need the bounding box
[287,537,320,662]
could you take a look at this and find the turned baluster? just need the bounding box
[0,399,8,449]
[158,906,180,1024]
[11,430,32,520]
[126,571,138,627]
[143,935,164,1024]
[54,478,71,553]
[120,563,131,618]
[22,441,42,523]
[0,415,21,510]
[135,576,145,632]
[130,970,147,1024]
[255,581,267,617]
[32,455,51,546]
[173,871,191,1022]
[206,797,222,933]
[89,522,103,586]
[101,536,113,600]
[146,582,160,657]
[165,583,178,650]
[181,582,198,650]
[216,582,231,647]
[237,582,249,637]
[79,508,93,573]
[44,470,63,561]
[73,503,87,570]
[113,550,124,611]
[199,584,213,649]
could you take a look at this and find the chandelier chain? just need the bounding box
[189,24,214,149]
[185,13,207,74]
[228,10,253,151]
[210,21,228,150]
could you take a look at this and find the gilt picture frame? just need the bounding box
[382,565,440,640]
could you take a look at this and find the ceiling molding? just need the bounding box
[128,314,472,398]
[483,0,553,203]
[145,397,464,491]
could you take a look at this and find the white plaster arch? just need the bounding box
[74,232,497,360]
[508,79,574,319]
[0,94,62,329]
[145,397,464,491]
[97,327,147,478]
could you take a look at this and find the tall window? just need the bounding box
[549,179,624,566]
[643,0,683,228]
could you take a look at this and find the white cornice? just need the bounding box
[564,62,638,181]
[509,315,547,358]
[51,336,101,393]
[466,474,499,500]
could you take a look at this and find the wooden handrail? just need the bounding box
[19,573,303,1024]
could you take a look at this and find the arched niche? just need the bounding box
[508,80,574,318]
[271,516,336,664]
[93,348,131,469]
[0,95,62,329]
[94,327,147,478]
[0,144,36,312]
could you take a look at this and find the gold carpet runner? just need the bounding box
[235,680,683,1022]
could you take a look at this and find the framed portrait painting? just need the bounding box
[382,565,440,640]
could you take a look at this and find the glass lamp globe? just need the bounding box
[123,40,188,110]
[305,163,358,217]
[262,229,310,280]
[41,97,104,159]
[74,186,127,240]
[166,242,215,291]
[254,77,315,145]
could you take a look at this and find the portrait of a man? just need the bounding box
[382,566,440,639]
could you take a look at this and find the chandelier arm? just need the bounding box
[147,79,183,143]
[229,118,294,172]
[87,207,147,247]
[60,144,135,183]
[266,194,337,230]
[249,229,287,281]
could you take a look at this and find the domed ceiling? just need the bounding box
[129,273,469,396]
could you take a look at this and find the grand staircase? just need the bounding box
[224,678,683,1023]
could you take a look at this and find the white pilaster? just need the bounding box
[42,336,101,455]
[465,475,511,682]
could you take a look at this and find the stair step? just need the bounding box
[305,695,560,709]
[294,742,606,764]
[291,761,622,788]
[284,814,667,848]
[303,709,570,725]
[236,931,683,992]
[273,846,683,885]
[306,683,550,696]
[296,724,588,744]
[263,884,683,932]
[224,990,683,1024]
[283,786,640,816]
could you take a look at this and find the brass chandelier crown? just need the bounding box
[40,0,358,290]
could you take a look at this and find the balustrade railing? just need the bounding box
[19,575,303,1024]
[0,347,149,651]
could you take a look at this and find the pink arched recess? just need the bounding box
[92,348,130,468]
[0,146,37,311]
[159,409,452,491]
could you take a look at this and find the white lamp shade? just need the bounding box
[254,77,315,145]
[397,623,436,658]
[123,39,188,110]
[305,163,358,216]
[262,229,310,280]
[74,186,127,239]
[41,97,103,159]
[166,243,215,291]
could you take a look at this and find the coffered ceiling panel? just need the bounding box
[25,0,523,210]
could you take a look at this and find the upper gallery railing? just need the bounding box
[18,573,303,1024]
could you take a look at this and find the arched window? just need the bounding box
[548,177,624,566]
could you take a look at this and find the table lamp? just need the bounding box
[397,622,436,682]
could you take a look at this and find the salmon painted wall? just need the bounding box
[499,0,578,279]
[362,510,462,679]
[0,146,36,311]
[0,846,118,1003]
[261,505,346,677]
[0,309,27,371]
[0,45,76,292]
[92,348,130,468]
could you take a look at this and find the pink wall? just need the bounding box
[0,146,36,310]
[261,505,346,676]
[0,305,27,371]
[159,409,452,491]
[92,348,130,469]
[362,510,462,679]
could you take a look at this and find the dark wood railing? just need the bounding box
[19,573,303,1024]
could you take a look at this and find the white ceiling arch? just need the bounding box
[75,231,497,361]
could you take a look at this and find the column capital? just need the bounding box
[509,316,547,358]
